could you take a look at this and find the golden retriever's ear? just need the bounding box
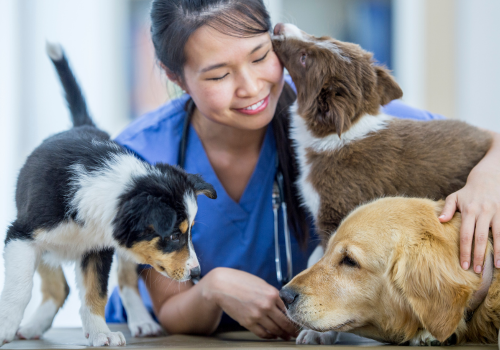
[375,65,403,106]
[390,223,475,342]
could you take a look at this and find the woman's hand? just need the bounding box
[439,131,500,272]
[202,267,299,340]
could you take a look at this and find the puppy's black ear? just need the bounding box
[187,174,217,199]
[375,65,403,106]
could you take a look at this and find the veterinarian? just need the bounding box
[106,0,500,340]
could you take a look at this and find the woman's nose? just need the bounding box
[235,70,260,98]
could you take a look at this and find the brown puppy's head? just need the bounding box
[280,197,479,344]
[272,23,402,138]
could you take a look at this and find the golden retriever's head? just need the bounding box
[272,23,402,139]
[280,197,479,344]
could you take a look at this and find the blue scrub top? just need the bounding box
[105,76,444,325]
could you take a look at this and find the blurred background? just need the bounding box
[0,0,499,328]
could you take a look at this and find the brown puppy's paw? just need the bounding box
[296,329,338,345]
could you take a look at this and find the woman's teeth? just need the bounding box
[243,98,265,111]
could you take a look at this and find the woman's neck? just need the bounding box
[190,107,268,202]
[191,108,267,155]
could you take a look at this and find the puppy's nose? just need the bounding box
[279,287,299,309]
[189,266,201,279]
[274,23,285,35]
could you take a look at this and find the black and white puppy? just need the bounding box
[0,43,216,347]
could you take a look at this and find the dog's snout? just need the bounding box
[189,266,201,279]
[279,287,299,309]
[274,23,285,36]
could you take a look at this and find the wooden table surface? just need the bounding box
[2,324,497,349]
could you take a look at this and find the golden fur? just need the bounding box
[284,197,498,345]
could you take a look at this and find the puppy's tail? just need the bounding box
[46,42,95,128]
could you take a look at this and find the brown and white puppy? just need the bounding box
[272,24,492,243]
[280,197,499,346]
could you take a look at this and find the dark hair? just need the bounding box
[150,0,310,248]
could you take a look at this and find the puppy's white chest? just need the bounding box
[289,104,321,219]
[35,220,115,262]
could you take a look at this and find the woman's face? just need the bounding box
[179,25,284,131]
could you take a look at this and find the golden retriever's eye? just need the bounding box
[300,52,307,67]
[340,255,359,268]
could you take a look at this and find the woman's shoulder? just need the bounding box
[381,100,446,121]
[114,94,190,164]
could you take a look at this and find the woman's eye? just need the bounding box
[253,50,269,63]
[300,53,307,67]
[208,73,229,81]
[340,255,358,268]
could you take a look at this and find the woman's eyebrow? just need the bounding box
[199,40,270,73]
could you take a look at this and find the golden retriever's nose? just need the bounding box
[279,287,299,309]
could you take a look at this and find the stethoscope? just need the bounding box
[178,100,293,286]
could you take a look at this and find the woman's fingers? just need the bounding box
[257,316,290,340]
[493,216,500,268]
[269,306,299,338]
[460,209,476,270]
[249,324,276,339]
[439,193,458,223]
[473,213,493,273]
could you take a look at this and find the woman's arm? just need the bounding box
[143,268,222,335]
[144,267,298,339]
[440,130,500,272]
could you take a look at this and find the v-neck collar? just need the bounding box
[185,123,276,223]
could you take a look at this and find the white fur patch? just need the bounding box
[296,329,339,345]
[278,23,350,61]
[45,41,63,61]
[0,240,40,344]
[184,193,199,269]
[17,299,59,339]
[120,286,163,337]
[289,102,392,219]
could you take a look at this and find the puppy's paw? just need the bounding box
[410,330,440,346]
[16,322,50,340]
[0,322,18,345]
[128,320,164,337]
[87,331,126,347]
[296,329,339,345]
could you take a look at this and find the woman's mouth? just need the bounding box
[235,95,270,115]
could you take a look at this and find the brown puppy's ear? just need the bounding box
[317,84,351,137]
[390,219,475,342]
[375,65,403,106]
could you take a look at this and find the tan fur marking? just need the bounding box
[179,220,188,234]
[117,255,139,292]
[82,261,107,317]
[38,261,69,308]
[129,238,190,281]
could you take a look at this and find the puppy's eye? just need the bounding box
[300,52,307,67]
[144,225,155,234]
[169,233,180,242]
[340,255,359,268]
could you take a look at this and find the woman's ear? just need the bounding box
[161,64,189,93]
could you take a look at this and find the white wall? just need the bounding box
[0,0,129,328]
[456,0,500,132]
